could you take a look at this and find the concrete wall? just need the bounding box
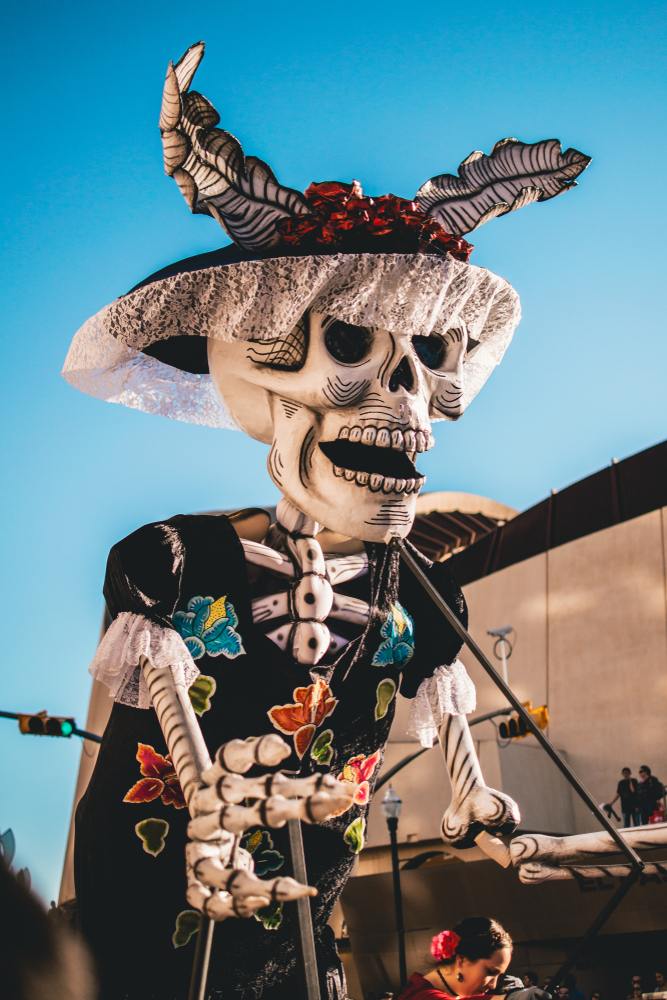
[461,507,667,834]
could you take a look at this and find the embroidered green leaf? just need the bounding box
[254,900,283,930]
[172,909,201,948]
[310,728,334,766]
[344,816,366,855]
[135,818,169,856]
[240,828,284,875]
[375,679,397,721]
[188,675,217,716]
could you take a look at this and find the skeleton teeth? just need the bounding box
[404,430,417,452]
[344,469,356,481]
[361,426,377,446]
[355,471,369,486]
[338,427,350,440]
[369,473,384,491]
[382,477,396,494]
[349,426,363,443]
[391,430,404,451]
[415,431,426,452]
[425,431,435,450]
[376,428,391,448]
[333,466,345,477]
[405,478,415,493]
[395,478,407,493]
[407,450,416,463]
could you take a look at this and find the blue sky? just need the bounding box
[1,0,665,901]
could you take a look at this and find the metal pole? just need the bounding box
[187,916,215,1000]
[387,816,407,987]
[398,541,644,871]
[285,818,321,1000]
[499,638,509,686]
[547,867,642,990]
[187,835,238,1000]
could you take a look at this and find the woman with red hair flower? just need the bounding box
[396,917,524,1000]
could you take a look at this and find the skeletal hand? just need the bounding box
[186,734,354,920]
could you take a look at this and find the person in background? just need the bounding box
[396,917,547,1000]
[638,767,663,824]
[563,975,585,1000]
[607,768,639,827]
[654,972,666,992]
[590,991,603,1000]
[0,860,95,999]
[543,977,554,995]
[524,974,540,989]
[557,988,570,1000]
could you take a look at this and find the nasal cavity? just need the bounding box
[389,356,414,393]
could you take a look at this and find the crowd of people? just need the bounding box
[606,767,665,827]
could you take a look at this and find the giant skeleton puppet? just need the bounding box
[63,42,591,1000]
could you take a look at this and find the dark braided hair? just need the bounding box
[453,917,512,962]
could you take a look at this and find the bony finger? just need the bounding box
[268,876,318,901]
[185,841,233,867]
[201,735,291,785]
[185,879,270,921]
[187,811,225,842]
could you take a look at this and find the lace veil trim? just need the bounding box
[89,612,200,710]
[62,253,520,429]
[406,659,476,748]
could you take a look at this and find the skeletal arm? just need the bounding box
[141,656,353,919]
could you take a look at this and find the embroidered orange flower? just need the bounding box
[124,743,186,810]
[268,680,338,759]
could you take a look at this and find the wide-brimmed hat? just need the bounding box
[61,42,590,429]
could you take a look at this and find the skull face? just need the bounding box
[208,312,467,542]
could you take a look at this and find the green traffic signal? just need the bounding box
[19,713,75,737]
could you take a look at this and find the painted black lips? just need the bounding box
[319,440,419,479]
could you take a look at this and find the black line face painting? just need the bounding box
[207,311,469,543]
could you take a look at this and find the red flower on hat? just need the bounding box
[276,181,473,261]
[431,930,461,962]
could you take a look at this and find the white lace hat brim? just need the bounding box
[62,252,521,430]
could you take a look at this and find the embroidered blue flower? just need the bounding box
[173,596,245,661]
[371,602,414,669]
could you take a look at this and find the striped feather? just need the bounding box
[173,41,205,92]
[160,44,309,250]
[416,138,591,235]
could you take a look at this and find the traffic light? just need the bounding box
[17,711,75,738]
[499,701,549,740]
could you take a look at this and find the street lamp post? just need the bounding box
[381,785,407,988]
[487,625,513,686]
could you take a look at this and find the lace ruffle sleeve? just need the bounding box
[90,612,199,709]
[406,658,476,748]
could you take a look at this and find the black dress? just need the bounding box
[75,513,467,1000]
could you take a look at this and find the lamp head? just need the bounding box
[381,784,403,820]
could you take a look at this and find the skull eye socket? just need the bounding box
[324,320,374,365]
[412,333,446,371]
